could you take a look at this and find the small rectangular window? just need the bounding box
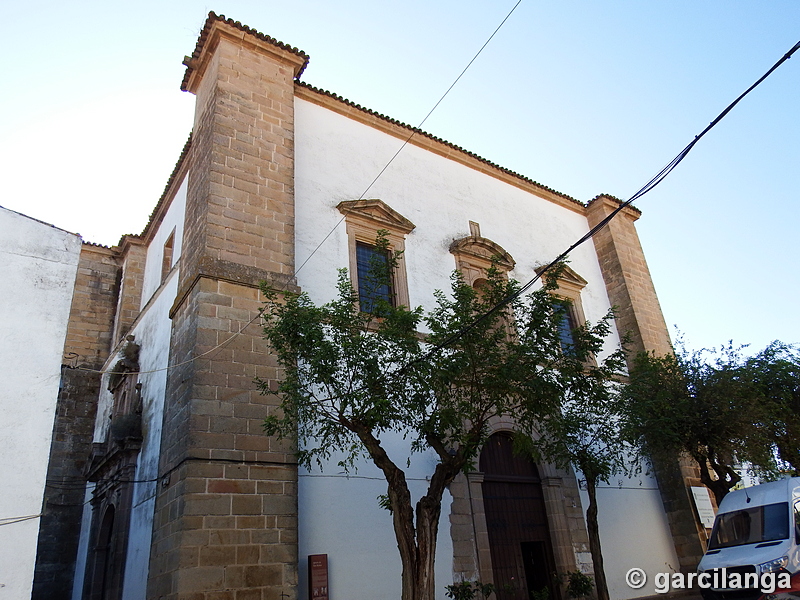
[161,230,175,284]
[356,242,394,313]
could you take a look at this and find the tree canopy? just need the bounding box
[258,234,627,600]
[622,341,799,505]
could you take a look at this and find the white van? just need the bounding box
[697,477,800,600]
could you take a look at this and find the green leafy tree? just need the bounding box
[745,342,800,474]
[259,234,624,600]
[622,342,779,505]
[529,305,629,600]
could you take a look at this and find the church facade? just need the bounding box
[31,13,708,600]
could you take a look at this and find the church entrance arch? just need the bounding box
[480,433,559,600]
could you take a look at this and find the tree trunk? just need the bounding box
[585,476,609,600]
[351,421,460,600]
[413,496,442,600]
[348,418,474,600]
[696,455,739,506]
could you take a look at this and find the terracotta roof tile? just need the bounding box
[587,193,641,215]
[296,82,584,209]
[181,12,310,91]
[180,13,584,210]
[138,133,192,242]
[82,240,113,249]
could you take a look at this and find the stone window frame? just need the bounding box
[536,264,589,332]
[161,228,176,285]
[336,199,415,309]
[449,231,517,338]
[448,235,516,288]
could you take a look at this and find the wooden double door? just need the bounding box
[480,433,559,600]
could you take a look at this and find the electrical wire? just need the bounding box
[0,514,41,527]
[293,0,523,279]
[67,1,524,379]
[42,39,800,517]
[399,37,800,372]
[43,455,297,503]
[66,30,800,405]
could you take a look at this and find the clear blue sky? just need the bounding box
[1,1,798,353]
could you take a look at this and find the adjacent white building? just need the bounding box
[0,206,81,599]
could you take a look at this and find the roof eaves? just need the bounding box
[296,81,585,210]
[181,12,310,91]
[587,193,642,215]
[81,240,114,249]
[139,133,193,242]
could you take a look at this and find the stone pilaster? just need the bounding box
[586,194,706,572]
[112,236,147,347]
[148,14,307,600]
[585,195,671,358]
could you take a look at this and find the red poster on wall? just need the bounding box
[308,554,329,600]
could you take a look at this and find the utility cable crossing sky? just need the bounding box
[400,37,800,372]
[71,26,799,380]
[70,0,526,378]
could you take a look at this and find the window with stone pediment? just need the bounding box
[535,263,589,353]
[449,221,518,338]
[337,199,415,311]
[449,221,515,290]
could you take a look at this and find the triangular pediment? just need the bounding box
[337,199,415,234]
[535,263,588,290]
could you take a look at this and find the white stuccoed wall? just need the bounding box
[0,206,81,599]
[576,470,681,599]
[118,178,186,600]
[293,97,678,598]
[70,178,187,600]
[140,179,186,306]
[119,266,179,600]
[63,87,679,600]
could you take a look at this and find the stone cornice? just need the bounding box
[450,236,515,271]
[169,257,299,319]
[336,199,415,234]
[181,12,309,93]
[296,83,587,215]
[586,194,642,221]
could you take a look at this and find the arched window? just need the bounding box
[449,223,515,287]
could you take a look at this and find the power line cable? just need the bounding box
[0,514,41,527]
[399,37,800,372]
[69,1,524,379]
[293,0,523,279]
[258,37,800,421]
[46,35,799,507]
[43,455,296,507]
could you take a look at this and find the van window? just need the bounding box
[708,502,789,549]
[794,501,800,544]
